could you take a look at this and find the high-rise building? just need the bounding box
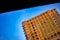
[22,9,60,40]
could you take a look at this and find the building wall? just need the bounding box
[22,9,60,40]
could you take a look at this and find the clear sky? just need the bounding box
[0,2,60,40]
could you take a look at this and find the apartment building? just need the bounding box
[22,9,60,40]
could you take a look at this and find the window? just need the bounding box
[32,25,33,26]
[57,39,60,40]
[44,38,46,40]
[54,18,56,20]
[44,22,46,24]
[59,26,60,28]
[31,34,33,35]
[31,22,32,24]
[36,35,38,36]
[57,32,60,35]
[32,36,34,38]
[51,35,53,38]
[35,32,36,34]
[34,29,35,31]
[48,37,50,40]
[55,21,57,22]
[36,38,39,40]
[33,27,34,29]
[54,33,57,36]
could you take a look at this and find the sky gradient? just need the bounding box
[0,2,60,40]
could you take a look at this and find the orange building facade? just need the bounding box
[22,9,60,40]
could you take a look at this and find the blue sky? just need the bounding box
[0,2,60,40]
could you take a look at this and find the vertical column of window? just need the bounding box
[46,14,56,33]
[28,21,35,40]
[37,16,46,37]
[39,17,46,36]
[53,9,60,35]
[45,14,56,38]
[41,15,49,36]
[48,12,59,36]
[34,17,44,40]
[32,18,42,40]
[31,20,38,40]
[55,11,60,28]
[42,14,53,40]
[32,24,39,40]
[27,23,33,40]
[52,14,59,30]
[43,15,51,34]
[51,10,60,29]
[51,12,59,31]
[55,10,60,27]
[36,16,46,40]
[39,16,48,40]
[48,13,58,31]
[48,15,58,36]
[31,20,41,40]
[43,13,52,40]
[56,15,60,28]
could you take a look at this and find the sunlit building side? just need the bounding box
[22,9,60,40]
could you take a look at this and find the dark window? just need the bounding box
[54,18,56,20]
[32,36,34,38]
[33,27,34,29]
[36,38,39,40]
[55,21,57,22]
[48,37,50,40]
[58,32,60,35]
[36,35,38,36]
[51,35,53,38]
[34,29,35,31]
[41,23,43,25]
[44,38,46,40]
[31,34,33,35]
[44,22,46,24]
[32,25,33,26]
[54,33,57,36]
[35,32,36,34]
[57,39,60,40]
[31,22,32,24]
[59,26,60,28]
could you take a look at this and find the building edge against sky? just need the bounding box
[22,8,60,40]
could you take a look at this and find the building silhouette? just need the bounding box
[22,9,60,40]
